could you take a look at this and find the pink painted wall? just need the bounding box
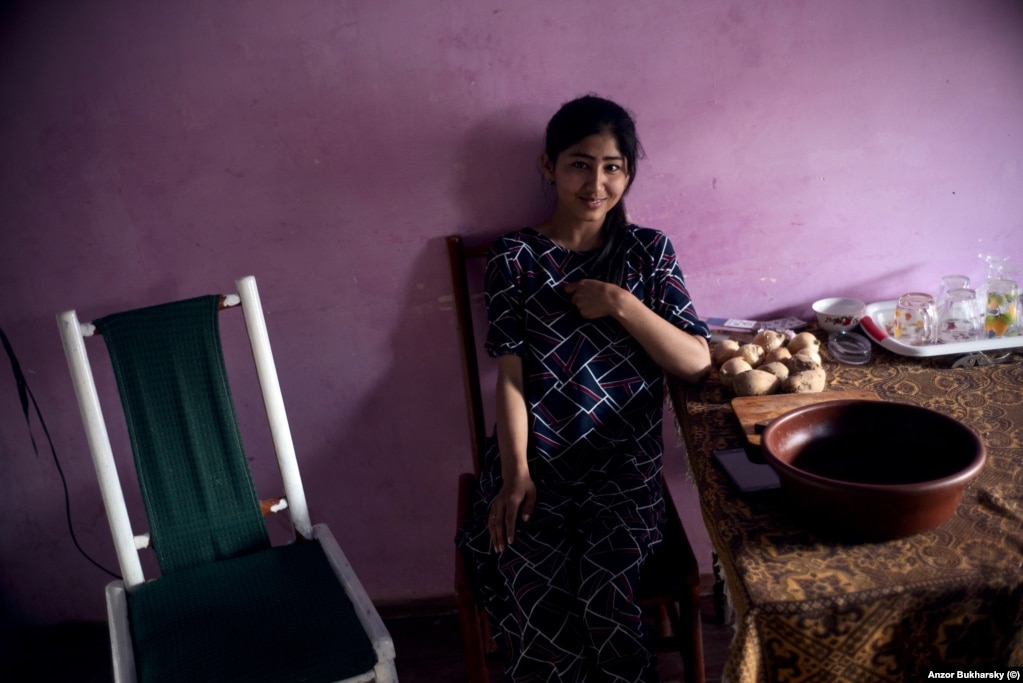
[1,0,1021,626]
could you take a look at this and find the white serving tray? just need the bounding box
[860,300,1023,358]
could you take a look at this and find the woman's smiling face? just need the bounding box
[544,131,631,229]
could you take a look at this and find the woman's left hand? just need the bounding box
[564,279,626,319]
[565,278,711,383]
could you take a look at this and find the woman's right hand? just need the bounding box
[488,472,537,553]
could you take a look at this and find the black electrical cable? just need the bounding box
[1,326,121,580]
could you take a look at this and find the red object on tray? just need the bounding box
[859,315,887,340]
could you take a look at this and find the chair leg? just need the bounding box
[457,597,490,683]
[667,595,706,683]
[105,581,137,683]
[685,589,707,683]
[373,659,399,682]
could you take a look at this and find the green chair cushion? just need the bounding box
[129,540,379,683]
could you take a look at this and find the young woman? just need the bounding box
[457,94,711,682]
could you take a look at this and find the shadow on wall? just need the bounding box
[455,103,554,235]
[296,106,559,599]
[732,262,928,324]
[445,99,566,428]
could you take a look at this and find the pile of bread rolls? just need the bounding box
[712,330,826,396]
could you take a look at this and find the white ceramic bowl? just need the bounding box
[812,297,866,333]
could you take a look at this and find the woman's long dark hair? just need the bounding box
[545,94,644,285]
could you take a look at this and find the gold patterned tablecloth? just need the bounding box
[672,335,1023,682]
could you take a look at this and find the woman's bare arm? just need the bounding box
[564,279,711,384]
[489,354,537,552]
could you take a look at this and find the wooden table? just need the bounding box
[670,333,1023,682]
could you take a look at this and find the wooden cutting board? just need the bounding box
[732,390,882,447]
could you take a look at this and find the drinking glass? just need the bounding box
[984,278,1019,338]
[938,288,981,343]
[893,292,938,346]
[937,274,970,309]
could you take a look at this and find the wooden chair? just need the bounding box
[447,235,706,683]
[57,276,397,683]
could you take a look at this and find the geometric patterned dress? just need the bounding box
[456,226,710,682]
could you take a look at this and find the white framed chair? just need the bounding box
[57,276,398,683]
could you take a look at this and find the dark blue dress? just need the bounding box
[457,225,709,682]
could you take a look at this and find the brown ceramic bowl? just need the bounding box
[761,399,985,540]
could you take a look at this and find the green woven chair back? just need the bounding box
[96,295,270,574]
